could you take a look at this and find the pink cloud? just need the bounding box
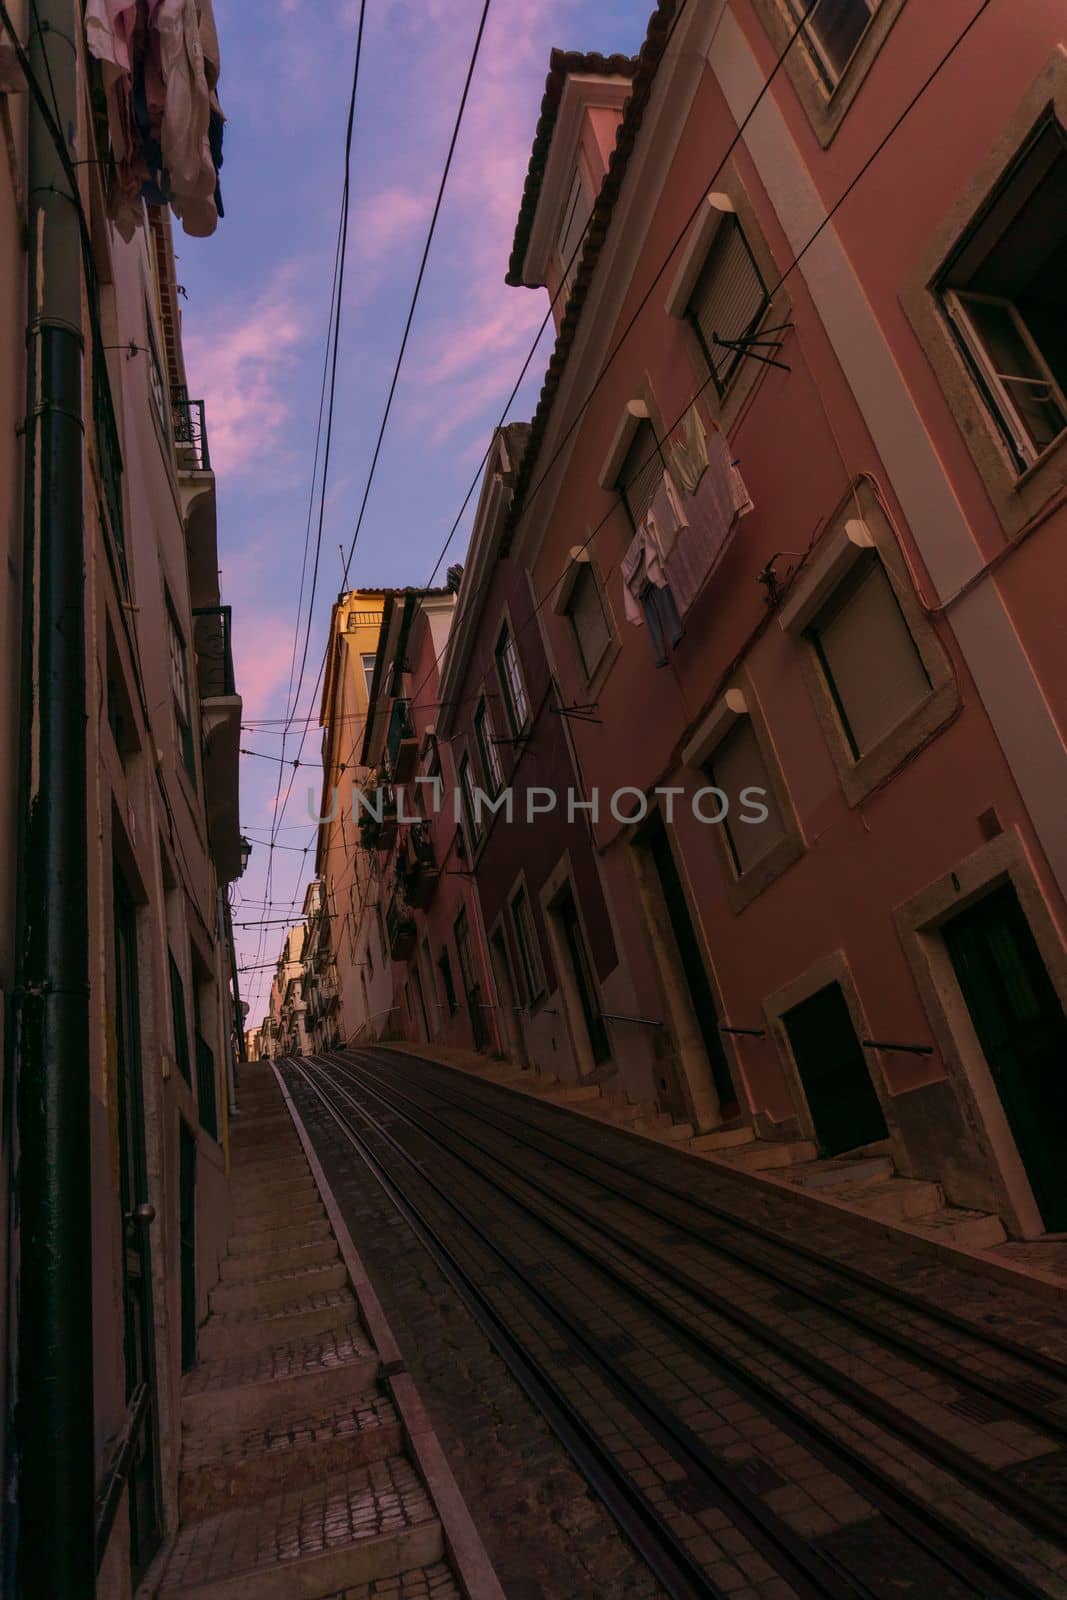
[183,266,307,477]
[231,609,303,721]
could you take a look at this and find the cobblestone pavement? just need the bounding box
[283,1049,1067,1600]
[283,1065,667,1600]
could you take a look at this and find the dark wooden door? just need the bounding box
[646,813,737,1116]
[559,891,611,1067]
[113,874,162,1580]
[784,982,888,1157]
[180,1122,197,1374]
[943,883,1067,1233]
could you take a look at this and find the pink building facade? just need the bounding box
[377,1,1067,1247]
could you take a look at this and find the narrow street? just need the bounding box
[5,1,1067,1595]
[253,1045,1067,1600]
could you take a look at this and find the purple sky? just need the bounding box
[176,0,651,1024]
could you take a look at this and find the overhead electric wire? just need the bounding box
[257,0,499,904]
[254,0,369,1001]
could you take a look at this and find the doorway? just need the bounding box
[113,872,162,1580]
[942,882,1067,1233]
[179,1122,197,1371]
[644,812,736,1115]
[783,982,888,1156]
[556,888,611,1068]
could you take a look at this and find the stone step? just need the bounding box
[230,1135,303,1161]
[231,1154,309,1188]
[179,1394,404,1518]
[198,1289,358,1360]
[543,1083,603,1103]
[688,1125,756,1153]
[791,1155,895,1192]
[232,1175,319,1214]
[717,1138,819,1172]
[220,1237,338,1283]
[909,1206,1008,1251]
[182,1326,379,1434]
[211,1260,348,1317]
[228,1216,333,1256]
[845,1178,944,1223]
[232,1198,325,1236]
[161,1459,442,1598]
[653,1120,696,1143]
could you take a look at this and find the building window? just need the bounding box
[688,215,768,395]
[510,885,544,1003]
[474,700,503,795]
[495,623,529,735]
[167,600,196,783]
[565,564,611,678]
[939,120,1067,472]
[556,168,593,305]
[786,0,881,91]
[168,950,191,1082]
[617,418,664,529]
[807,553,931,761]
[438,947,458,1016]
[147,316,169,441]
[459,752,481,839]
[706,719,786,878]
[361,653,377,700]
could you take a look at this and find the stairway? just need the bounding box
[157,1062,460,1600]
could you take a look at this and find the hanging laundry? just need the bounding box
[667,403,709,495]
[86,0,225,238]
[648,428,754,618]
[620,518,684,667]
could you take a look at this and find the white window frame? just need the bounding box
[474,699,503,796]
[786,0,880,92]
[943,288,1067,469]
[495,621,529,736]
[361,653,377,700]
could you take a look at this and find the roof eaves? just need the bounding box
[506,48,639,287]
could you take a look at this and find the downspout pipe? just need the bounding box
[14,0,95,1591]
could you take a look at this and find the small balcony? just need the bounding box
[386,895,417,961]
[401,822,438,911]
[172,386,212,474]
[386,699,418,785]
[192,605,242,882]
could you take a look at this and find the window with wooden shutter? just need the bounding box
[688,215,768,393]
[808,555,931,760]
[617,418,664,527]
[566,564,611,677]
[707,719,786,877]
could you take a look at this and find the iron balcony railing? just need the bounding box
[171,385,211,472]
[192,605,236,699]
[386,895,416,960]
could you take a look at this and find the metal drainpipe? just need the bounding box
[14,0,95,1592]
